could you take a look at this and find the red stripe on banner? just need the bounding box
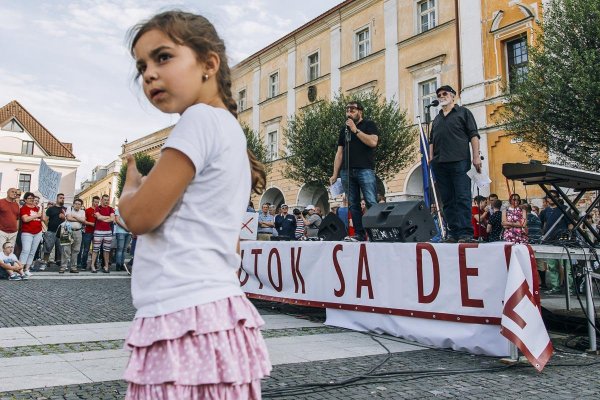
[504,243,513,270]
[501,327,553,372]
[503,281,532,329]
[245,293,502,325]
[526,245,542,310]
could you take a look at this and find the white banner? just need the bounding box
[239,241,551,369]
[240,212,258,240]
[38,159,62,201]
[501,245,553,371]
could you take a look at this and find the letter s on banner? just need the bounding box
[332,244,345,297]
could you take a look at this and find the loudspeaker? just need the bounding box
[363,201,436,242]
[318,214,348,241]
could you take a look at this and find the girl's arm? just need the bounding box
[119,150,195,235]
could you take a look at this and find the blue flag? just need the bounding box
[420,133,431,208]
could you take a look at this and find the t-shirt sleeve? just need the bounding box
[337,127,345,147]
[162,105,219,175]
[364,120,378,136]
[464,109,480,140]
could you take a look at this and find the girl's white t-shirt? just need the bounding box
[131,104,251,318]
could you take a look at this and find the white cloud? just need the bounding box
[1,0,343,187]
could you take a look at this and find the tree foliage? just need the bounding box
[117,153,156,198]
[284,91,417,186]
[241,122,270,175]
[503,0,600,171]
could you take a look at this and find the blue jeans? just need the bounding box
[432,159,473,238]
[115,233,131,266]
[340,168,377,237]
[19,232,43,267]
[78,232,94,268]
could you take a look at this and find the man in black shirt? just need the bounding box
[43,193,66,267]
[329,101,378,241]
[429,85,481,243]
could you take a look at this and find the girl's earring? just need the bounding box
[202,74,209,82]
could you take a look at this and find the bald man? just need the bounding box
[0,188,21,246]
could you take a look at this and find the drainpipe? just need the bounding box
[454,0,462,94]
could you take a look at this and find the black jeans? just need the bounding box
[432,159,473,239]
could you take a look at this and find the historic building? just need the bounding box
[0,100,80,202]
[121,0,547,210]
[76,159,122,208]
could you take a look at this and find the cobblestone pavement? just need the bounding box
[1,278,599,399]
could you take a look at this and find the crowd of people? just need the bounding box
[0,188,134,280]
[463,190,600,294]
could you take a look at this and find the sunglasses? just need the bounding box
[437,92,450,98]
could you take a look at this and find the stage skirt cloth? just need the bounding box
[124,295,272,400]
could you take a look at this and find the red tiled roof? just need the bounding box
[0,100,76,158]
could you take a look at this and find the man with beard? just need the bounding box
[429,85,481,243]
[329,101,378,241]
[42,193,67,268]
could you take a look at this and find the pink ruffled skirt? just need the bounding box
[124,295,272,399]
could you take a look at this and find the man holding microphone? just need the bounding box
[330,101,379,241]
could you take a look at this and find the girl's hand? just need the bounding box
[122,155,143,194]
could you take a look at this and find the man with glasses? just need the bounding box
[0,188,21,247]
[429,85,481,243]
[329,101,379,241]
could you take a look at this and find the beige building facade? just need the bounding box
[120,0,548,211]
[76,159,122,208]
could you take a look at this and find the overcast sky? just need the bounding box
[0,0,342,186]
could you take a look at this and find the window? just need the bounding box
[19,174,31,193]
[1,119,24,132]
[308,52,319,81]
[355,28,370,60]
[238,89,246,111]
[418,0,436,33]
[269,72,279,98]
[21,141,34,155]
[419,79,438,121]
[506,36,529,90]
[267,131,278,161]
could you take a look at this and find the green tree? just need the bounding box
[117,153,156,197]
[284,91,416,186]
[503,0,600,171]
[241,122,270,175]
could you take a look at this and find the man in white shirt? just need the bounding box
[63,199,86,274]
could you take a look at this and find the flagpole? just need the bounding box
[416,115,445,238]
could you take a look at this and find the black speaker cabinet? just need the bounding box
[363,201,436,242]
[318,214,348,241]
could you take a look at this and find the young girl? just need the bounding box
[119,11,271,399]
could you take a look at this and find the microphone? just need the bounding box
[426,99,439,108]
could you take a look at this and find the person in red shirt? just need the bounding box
[78,196,100,270]
[18,192,48,276]
[0,188,20,246]
[472,195,489,241]
[90,194,114,273]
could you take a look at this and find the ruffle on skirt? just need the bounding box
[124,295,271,398]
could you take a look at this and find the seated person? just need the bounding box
[1,242,27,280]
